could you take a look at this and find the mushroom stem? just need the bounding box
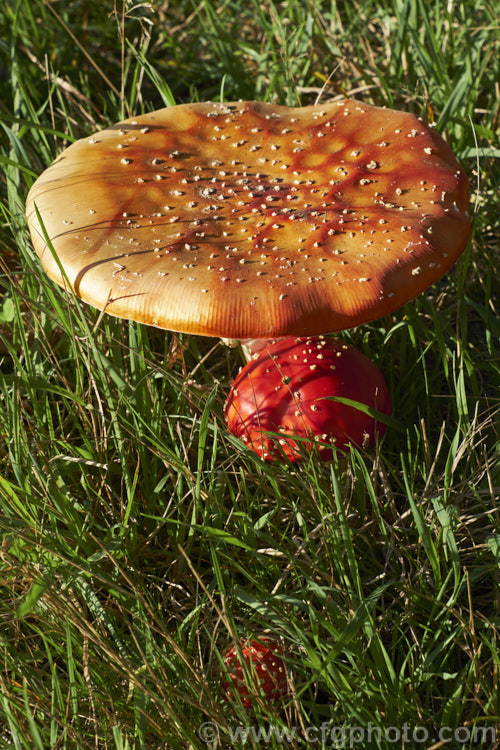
[239,338,283,362]
[221,337,280,362]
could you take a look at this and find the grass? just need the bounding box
[0,0,499,747]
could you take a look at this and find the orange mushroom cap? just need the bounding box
[26,100,470,339]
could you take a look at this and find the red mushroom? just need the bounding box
[220,637,288,708]
[225,336,391,462]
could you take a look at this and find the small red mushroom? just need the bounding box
[220,637,288,708]
[225,336,391,462]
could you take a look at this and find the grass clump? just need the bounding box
[1,0,499,748]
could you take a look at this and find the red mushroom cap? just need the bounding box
[225,336,391,461]
[26,100,470,339]
[221,637,288,708]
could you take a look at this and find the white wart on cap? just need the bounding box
[26,100,470,339]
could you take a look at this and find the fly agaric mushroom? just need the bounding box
[225,336,391,461]
[221,637,288,708]
[26,99,470,341]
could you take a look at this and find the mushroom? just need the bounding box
[220,636,288,708]
[25,100,470,463]
[225,335,391,462]
[25,99,470,341]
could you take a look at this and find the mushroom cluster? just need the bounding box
[26,99,470,461]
